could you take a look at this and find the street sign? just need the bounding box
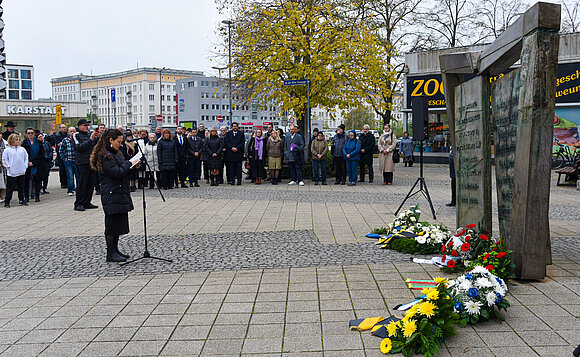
[217,115,224,122]
[111,89,116,102]
[288,116,296,126]
[55,105,62,125]
[156,114,163,122]
[283,79,308,86]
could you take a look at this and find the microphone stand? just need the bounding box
[121,139,172,266]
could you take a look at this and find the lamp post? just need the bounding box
[212,66,227,119]
[158,67,166,127]
[222,20,233,125]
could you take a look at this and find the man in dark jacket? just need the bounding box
[359,124,376,183]
[219,126,228,184]
[187,128,203,187]
[173,126,189,188]
[21,127,45,202]
[331,124,347,185]
[73,119,99,211]
[224,122,245,185]
[2,121,17,141]
[53,124,68,189]
[197,123,209,182]
[284,124,305,186]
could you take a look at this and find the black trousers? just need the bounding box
[57,156,67,187]
[188,158,201,184]
[227,160,242,183]
[160,170,175,189]
[175,157,188,185]
[24,167,42,201]
[202,160,209,180]
[41,166,50,190]
[75,164,96,208]
[359,160,374,182]
[333,156,347,183]
[5,175,25,205]
[383,172,393,184]
[145,171,160,188]
[219,159,225,183]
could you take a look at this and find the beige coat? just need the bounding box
[378,132,397,173]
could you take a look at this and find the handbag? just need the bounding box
[391,133,400,163]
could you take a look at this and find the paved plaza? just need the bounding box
[0,164,578,356]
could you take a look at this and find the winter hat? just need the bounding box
[338,124,345,131]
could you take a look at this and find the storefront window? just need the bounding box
[20,70,32,79]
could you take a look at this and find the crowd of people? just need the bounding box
[0,119,407,210]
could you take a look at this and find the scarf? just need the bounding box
[255,136,264,159]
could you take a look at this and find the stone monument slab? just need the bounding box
[453,76,492,231]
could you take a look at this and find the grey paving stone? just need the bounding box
[1,343,49,357]
[283,335,323,353]
[93,327,139,342]
[242,337,283,354]
[38,342,88,357]
[171,325,212,341]
[160,340,204,356]
[202,338,244,355]
[246,323,284,338]
[55,328,102,343]
[131,326,174,341]
[119,340,166,356]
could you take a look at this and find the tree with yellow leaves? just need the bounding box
[216,0,395,132]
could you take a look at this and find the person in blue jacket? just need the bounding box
[343,130,361,186]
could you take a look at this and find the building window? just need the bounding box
[201,81,209,87]
[149,94,155,101]
[9,80,19,89]
[22,91,32,100]
[201,104,209,110]
[7,69,18,78]
[8,90,19,99]
[212,104,219,110]
[149,83,155,91]
[161,84,165,90]
[201,92,209,98]
[21,70,31,79]
[161,95,165,101]
[149,105,155,112]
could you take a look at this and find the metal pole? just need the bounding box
[159,68,163,126]
[228,23,232,123]
[218,69,222,117]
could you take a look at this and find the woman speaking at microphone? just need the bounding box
[90,129,140,262]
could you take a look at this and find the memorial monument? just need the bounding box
[440,2,560,279]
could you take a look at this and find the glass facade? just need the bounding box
[9,80,19,89]
[22,80,32,89]
[20,70,32,79]
[8,90,19,99]
[21,91,32,100]
[7,69,19,78]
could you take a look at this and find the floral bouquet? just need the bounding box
[373,205,422,235]
[380,278,458,356]
[440,224,495,272]
[449,266,510,325]
[390,223,450,255]
[468,240,516,281]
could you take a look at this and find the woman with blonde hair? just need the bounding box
[90,129,140,262]
[2,134,28,207]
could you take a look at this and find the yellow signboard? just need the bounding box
[56,105,62,125]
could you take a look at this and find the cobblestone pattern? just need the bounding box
[0,230,577,281]
[0,231,415,281]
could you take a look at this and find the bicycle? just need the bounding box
[552,139,579,169]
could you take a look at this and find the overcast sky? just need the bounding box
[3,0,224,99]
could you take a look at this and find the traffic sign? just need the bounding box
[283,79,308,86]
[111,89,116,102]
[55,105,62,125]
[217,115,224,122]
[156,114,163,122]
[288,116,296,125]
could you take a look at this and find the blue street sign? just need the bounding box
[111,89,116,102]
[284,79,308,86]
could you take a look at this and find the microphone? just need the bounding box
[124,137,141,143]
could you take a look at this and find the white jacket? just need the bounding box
[2,145,28,177]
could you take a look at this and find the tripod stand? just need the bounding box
[395,140,437,220]
[121,139,172,266]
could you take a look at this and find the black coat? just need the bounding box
[22,138,45,168]
[157,138,178,171]
[73,130,97,165]
[99,148,134,215]
[186,136,203,158]
[359,132,376,164]
[224,130,245,162]
[173,135,189,159]
[203,135,224,170]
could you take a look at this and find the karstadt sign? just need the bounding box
[7,105,67,115]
